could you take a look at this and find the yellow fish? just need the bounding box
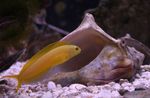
[2,41,81,91]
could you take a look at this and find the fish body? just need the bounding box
[2,42,81,91]
[20,44,81,82]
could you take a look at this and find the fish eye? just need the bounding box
[75,47,79,51]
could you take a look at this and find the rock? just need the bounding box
[121,82,135,92]
[52,88,64,97]
[80,92,94,98]
[29,92,43,97]
[109,82,121,90]
[47,81,56,90]
[18,94,31,98]
[42,92,53,98]
[87,86,99,94]
[111,91,121,98]
[141,72,150,79]
[132,79,144,89]
[98,90,118,98]
[141,65,150,71]
[69,84,86,90]
[90,0,150,48]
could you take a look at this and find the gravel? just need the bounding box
[0,62,150,98]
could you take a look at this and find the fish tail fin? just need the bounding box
[2,75,22,92]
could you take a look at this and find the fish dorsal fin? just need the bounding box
[20,41,69,74]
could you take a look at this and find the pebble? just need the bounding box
[69,84,86,90]
[98,90,114,98]
[16,94,32,98]
[141,72,150,79]
[141,65,150,71]
[87,86,99,93]
[111,83,121,90]
[47,81,56,90]
[29,91,44,97]
[111,91,121,97]
[42,92,53,98]
[52,88,64,97]
[80,92,94,98]
[121,82,135,92]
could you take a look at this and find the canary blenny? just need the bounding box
[2,41,81,91]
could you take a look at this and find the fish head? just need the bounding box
[66,45,81,58]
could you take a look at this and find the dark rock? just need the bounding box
[89,0,150,48]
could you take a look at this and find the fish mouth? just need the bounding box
[0,16,16,29]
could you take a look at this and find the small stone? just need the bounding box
[111,91,121,97]
[47,81,56,90]
[80,92,94,98]
[29,92,42,97]
[42,92,52,98]
[119,79,129,84]
[87,86,99,94]
[135,73,141,78]
[62,89,79,96]
[56,84,62,89]
[69,84,86,90]
[133,79,142,88]
[112,83,121,90]
[18,94,31,98]
[121,82,135,92]
[52,88,64,97]
[102,84,111,90]
[141,72,150,79]
[98,90,112,98]
[121,82,131,87]
[141,65,150,71]
[63,87,69,91]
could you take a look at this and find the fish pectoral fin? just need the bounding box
[16,81,22,92]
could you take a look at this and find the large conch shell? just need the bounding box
[50,13,125,74]
[43,13,147,86]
